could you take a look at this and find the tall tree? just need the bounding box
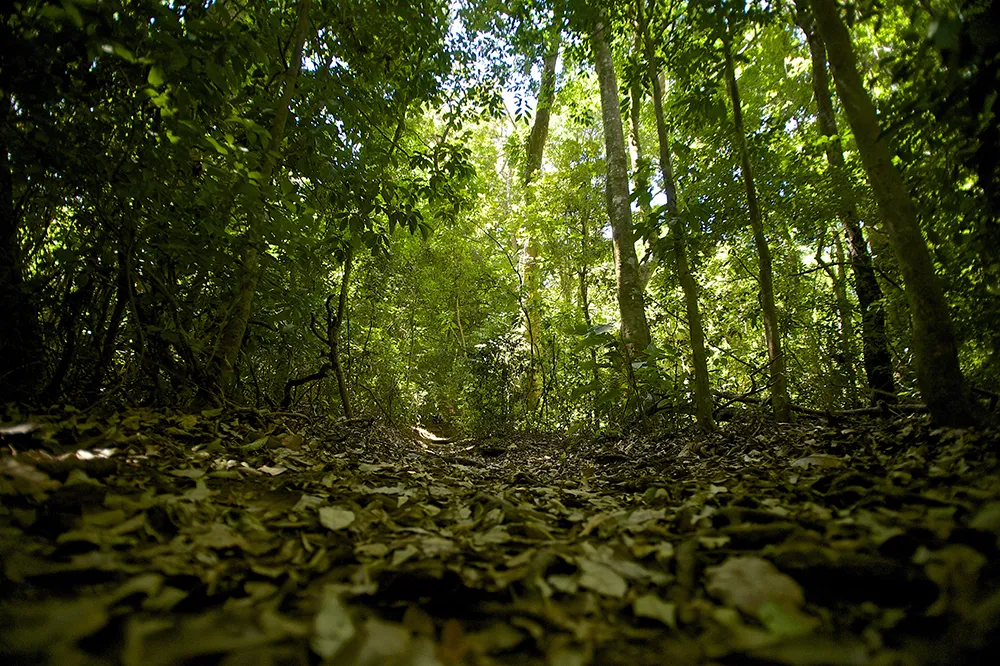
[207,0,313,399]
[523,2,564,183]
[0,93,38,401]
[720,15,791,421]
[795,0,896,406]
[523,0,565,411]
[592,19,652,352]
[627,5,658,292]
[809,0,974,426]
[640,0,715,430]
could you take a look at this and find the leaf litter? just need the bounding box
[1,406,999,665]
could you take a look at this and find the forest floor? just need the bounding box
[1,406,999,666]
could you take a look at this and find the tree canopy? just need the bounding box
[2,0,998,429]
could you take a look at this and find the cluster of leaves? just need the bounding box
[2,0,481,409]
[3,405,1000,664]
[3,0,998,431]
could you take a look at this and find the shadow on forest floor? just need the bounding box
[2,406,1000,665]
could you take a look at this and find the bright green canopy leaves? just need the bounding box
[1,0,996,428]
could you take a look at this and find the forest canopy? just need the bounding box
[2,0,998,431]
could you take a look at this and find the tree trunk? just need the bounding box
[592,20,651,352]
[628,12,658,292]
[721,27,791,422]
[578,207,600,428]
[629,72,651,224]
[810,0,974,426]
[639,0,715,431]
[330,248,354,419]
[207,0,312,399]
[796,0,896,405]
[523,0,563,411]
[89,224,135,394]
[816,235,860,406]
[523,0,563,184]
[0,93,39,401]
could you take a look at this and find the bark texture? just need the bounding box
[810,0,974,426]
[797,0,896,405]
[640,1,715,431]
[593,20,651,351]
[721,27,791,422]
[208,0,312,399]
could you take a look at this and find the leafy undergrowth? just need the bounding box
[2,407,1000,666]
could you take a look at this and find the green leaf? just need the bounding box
[205,136,229,155]
[570,380,603,399]
[148,66,165,88]
[61,0,84,28]
[110,42,136,63]
[39,6,67,22]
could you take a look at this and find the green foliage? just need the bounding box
[2,0,997,425]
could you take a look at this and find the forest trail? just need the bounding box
[2,408,999,666]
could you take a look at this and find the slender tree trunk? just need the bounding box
[579,207,600,428]
[721,27,791,422]
[45,275,92,399]
[639,1,715,430]
[628,12,658,292]
[523,1,562,184]
[796,1,896,405]
[0,93,39,401]
[629,78,651,224]
[523,0,563,411]
[816,235,860,406]
[207,0,312,399]
[89,224,135,393]
[322,94,412,418]
[592,20,651,352]
[330,248,354,419]
[810,0,974,426]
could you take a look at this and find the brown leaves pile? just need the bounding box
[1,408,999,665]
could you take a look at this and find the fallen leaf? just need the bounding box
[311,587,356,660]
[319,506,356,531]
[633,593,677,628]
[706,556,805,617]
[577,558,628,598]
[791,454,844,470]
[916,544,987,616]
